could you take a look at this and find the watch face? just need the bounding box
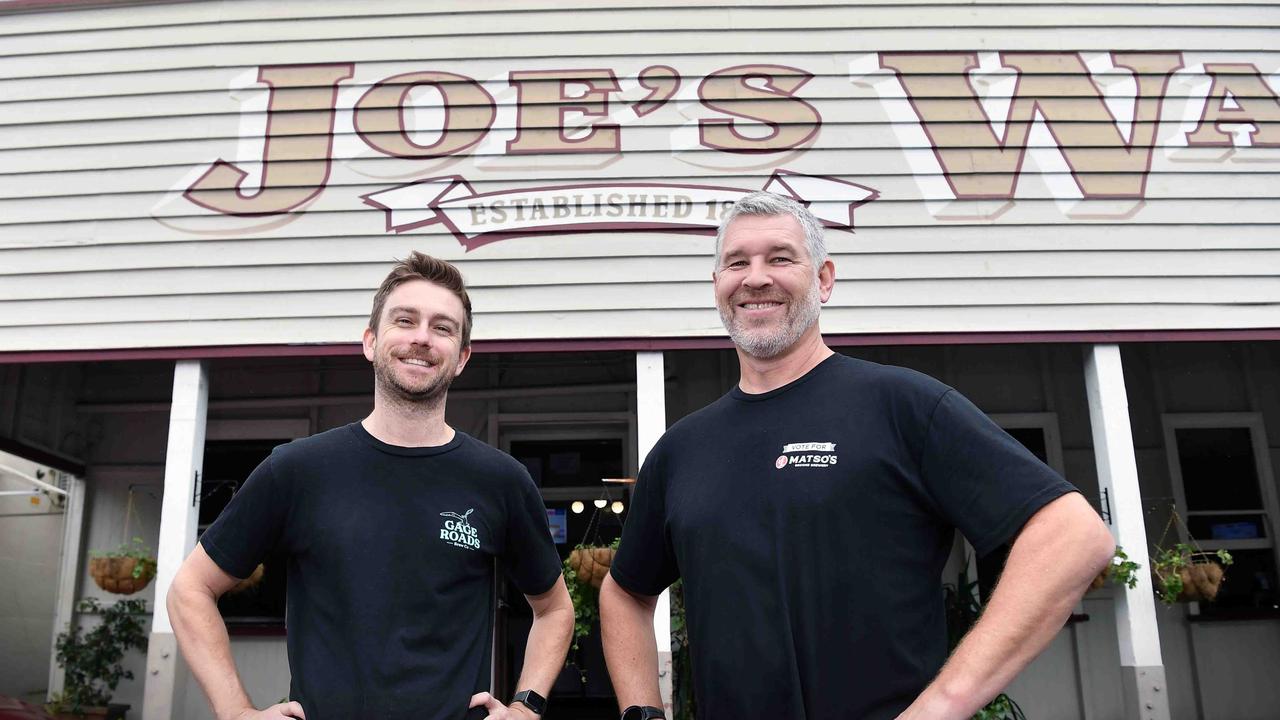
[622,707,664,720]
[514,690,547,714]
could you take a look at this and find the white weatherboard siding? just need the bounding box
[1,1,1279,352]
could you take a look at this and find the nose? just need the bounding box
[742,258,773,289]
[409,323,435,348]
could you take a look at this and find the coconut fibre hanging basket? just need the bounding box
[1150,507,1233,604]
[567,489,623,588]
[88,489,157,595]
[568,545,615,589]
[89,555,155,595]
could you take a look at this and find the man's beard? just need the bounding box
[371,350,457,408]
[718,278,822,359]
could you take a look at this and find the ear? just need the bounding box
[818,259,836,303]
[454,345,473,377]
[362,326,377,362]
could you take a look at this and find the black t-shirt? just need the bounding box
[200,423,562,720]
[610,354,1077,719]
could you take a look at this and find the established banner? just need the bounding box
[362,170,878,249]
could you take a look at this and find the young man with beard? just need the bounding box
[168,253,573,720]
[599,192,1115,720]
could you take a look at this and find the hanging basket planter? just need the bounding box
[568,545,615,589]
[88,556,156,595]
[1153,554,1229,604]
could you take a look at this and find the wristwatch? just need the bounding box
[511,689,546,716]
[621,706,666,720]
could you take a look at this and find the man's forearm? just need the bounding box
[599,574,664,710]
[901,494,1114,719]
[168,582,254,720]
[512,601,574,700]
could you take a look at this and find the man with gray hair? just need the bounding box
[599,192,1113,719]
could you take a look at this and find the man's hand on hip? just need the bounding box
[228,701,306,720]
[469,691,541,720]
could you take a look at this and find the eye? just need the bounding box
[770,256,795,264]
[434,325,454,334]
[395,317,413,326]
[725,260,747,270]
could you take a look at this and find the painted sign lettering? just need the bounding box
[172,53,1280,245]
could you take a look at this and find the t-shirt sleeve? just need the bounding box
[609,447,678,596]
[918,389,1079,557]
[501,473,563,596]
[199,452,289,579]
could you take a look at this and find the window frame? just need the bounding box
[967,413,1067,599]
[1162,412,1280,559]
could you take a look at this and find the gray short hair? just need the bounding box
[713,191,827,272]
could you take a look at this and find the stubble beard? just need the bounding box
[718,278,822,359]
[371,350,456,411]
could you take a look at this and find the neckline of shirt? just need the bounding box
[729,353,844,403]
[347,421,466,457]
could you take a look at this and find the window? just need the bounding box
[1163,414,1280,615]
[200,438,292,630]
[975,414,1065,602]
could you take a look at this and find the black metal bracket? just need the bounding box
[1100,487,1113,525]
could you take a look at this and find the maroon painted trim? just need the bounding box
[0,0,168,12]
[0,436,85,476]
[3,329,1278,365]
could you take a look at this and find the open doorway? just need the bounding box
[496,416,632,719]
[0,451,74,705]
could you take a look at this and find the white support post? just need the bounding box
[47,474,86,701]
[143,360,208,720]
[634,351,673,713]
[1084,345,1169,720]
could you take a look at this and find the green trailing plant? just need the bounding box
[670,580,696,720]
[562,554,597,652]
[47,597,148,715]
[562,538,620,682]
[1144,507,1235,605]
[943,559,1027,720]
[91,537,157,580]
[1107,546,1142,590]
[1151,543,1233,605]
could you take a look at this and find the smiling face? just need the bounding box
[713,213,834,359]
[362,279,472,406]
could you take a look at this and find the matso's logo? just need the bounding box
[439,509,481,550]
[777,442,838,469]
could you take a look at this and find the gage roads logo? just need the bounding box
[439,509,481,550]
[775,442,838,469]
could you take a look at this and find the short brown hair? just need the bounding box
[368,252,473,347]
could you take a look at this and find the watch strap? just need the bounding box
[511,689,547,715]
[621,706,666,720]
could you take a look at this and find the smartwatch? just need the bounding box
[511,689,546,716]
[621,707,666,720]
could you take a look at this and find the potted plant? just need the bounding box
[1088,538,1232,604]
[562,539,618,653]
[1090,546,1142,592]
[87,538,157,595]
[1150,543,1233,605]
[47,597,148,720]
[1137,507,1235,605]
